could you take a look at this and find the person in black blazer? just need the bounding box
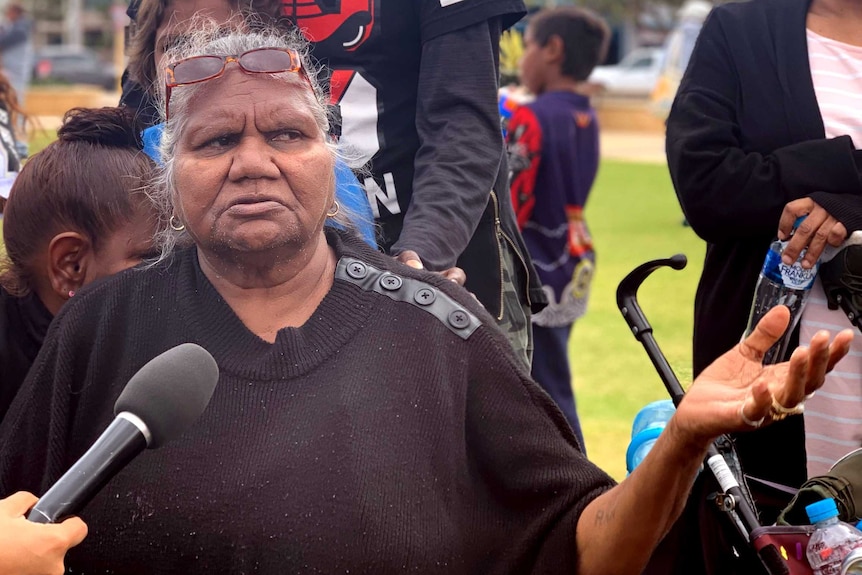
[661,0,862,572]
[669,0,862,494]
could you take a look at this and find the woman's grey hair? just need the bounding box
[147,16,369,263]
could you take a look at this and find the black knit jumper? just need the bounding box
[0,229,614,574]
[0,287,52,422]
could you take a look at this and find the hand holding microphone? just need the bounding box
[26,343,219,524]
[0,491,86,575]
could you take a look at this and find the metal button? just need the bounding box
[346,261,368,279]
[448,309,470,329]
[379,273,403,291]
[414,288,436,306]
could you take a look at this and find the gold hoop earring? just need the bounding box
[326,201,340,218]
[169,215,185,231]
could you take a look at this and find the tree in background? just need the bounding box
[500,28,524,87]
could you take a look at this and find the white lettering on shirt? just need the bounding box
[363,172,400,218]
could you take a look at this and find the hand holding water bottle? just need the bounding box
[778,198,848,270]
[744,216,822,364]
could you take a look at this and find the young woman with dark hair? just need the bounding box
[0,106,159,421]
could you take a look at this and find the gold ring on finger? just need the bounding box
[769,396,805,421]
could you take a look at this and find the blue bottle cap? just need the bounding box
[806,498,839,524]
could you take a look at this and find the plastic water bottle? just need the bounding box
[743,225,819,365]
[805,498,862,574]
[625,399,676,473]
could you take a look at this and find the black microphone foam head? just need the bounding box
[114,343,219,449]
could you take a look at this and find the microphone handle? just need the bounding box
[27,416,148,524]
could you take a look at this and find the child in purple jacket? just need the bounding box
[507,6,610,450]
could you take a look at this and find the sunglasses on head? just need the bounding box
[164,47,310,120]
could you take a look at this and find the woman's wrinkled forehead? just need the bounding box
[187,70,316,117]
[169,66,324,138]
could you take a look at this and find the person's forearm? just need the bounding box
[670,122,862,243]
[574,306,855,573]
[575,418,708,575]
[393,19,503,270]
[809,192,862,233]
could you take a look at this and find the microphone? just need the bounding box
[26,343,219,524]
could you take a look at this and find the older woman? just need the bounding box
[122,0,378,248]
[0,21,852,575]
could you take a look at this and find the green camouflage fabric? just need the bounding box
[496,240,533,368]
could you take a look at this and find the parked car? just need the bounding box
[588,47,665,99]
[33,46,117,91]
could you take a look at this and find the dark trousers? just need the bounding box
[530,324,586,453]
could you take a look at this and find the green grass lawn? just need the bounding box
[572,159,706,480]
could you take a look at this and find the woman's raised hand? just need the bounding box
[672,305,853,447]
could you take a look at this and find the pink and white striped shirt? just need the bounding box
[801,28,862,478]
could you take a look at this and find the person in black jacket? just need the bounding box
[0,22,851,575]
[663,0,862,572]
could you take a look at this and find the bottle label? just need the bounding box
[779,260,818,290]
[762,240,819,290]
